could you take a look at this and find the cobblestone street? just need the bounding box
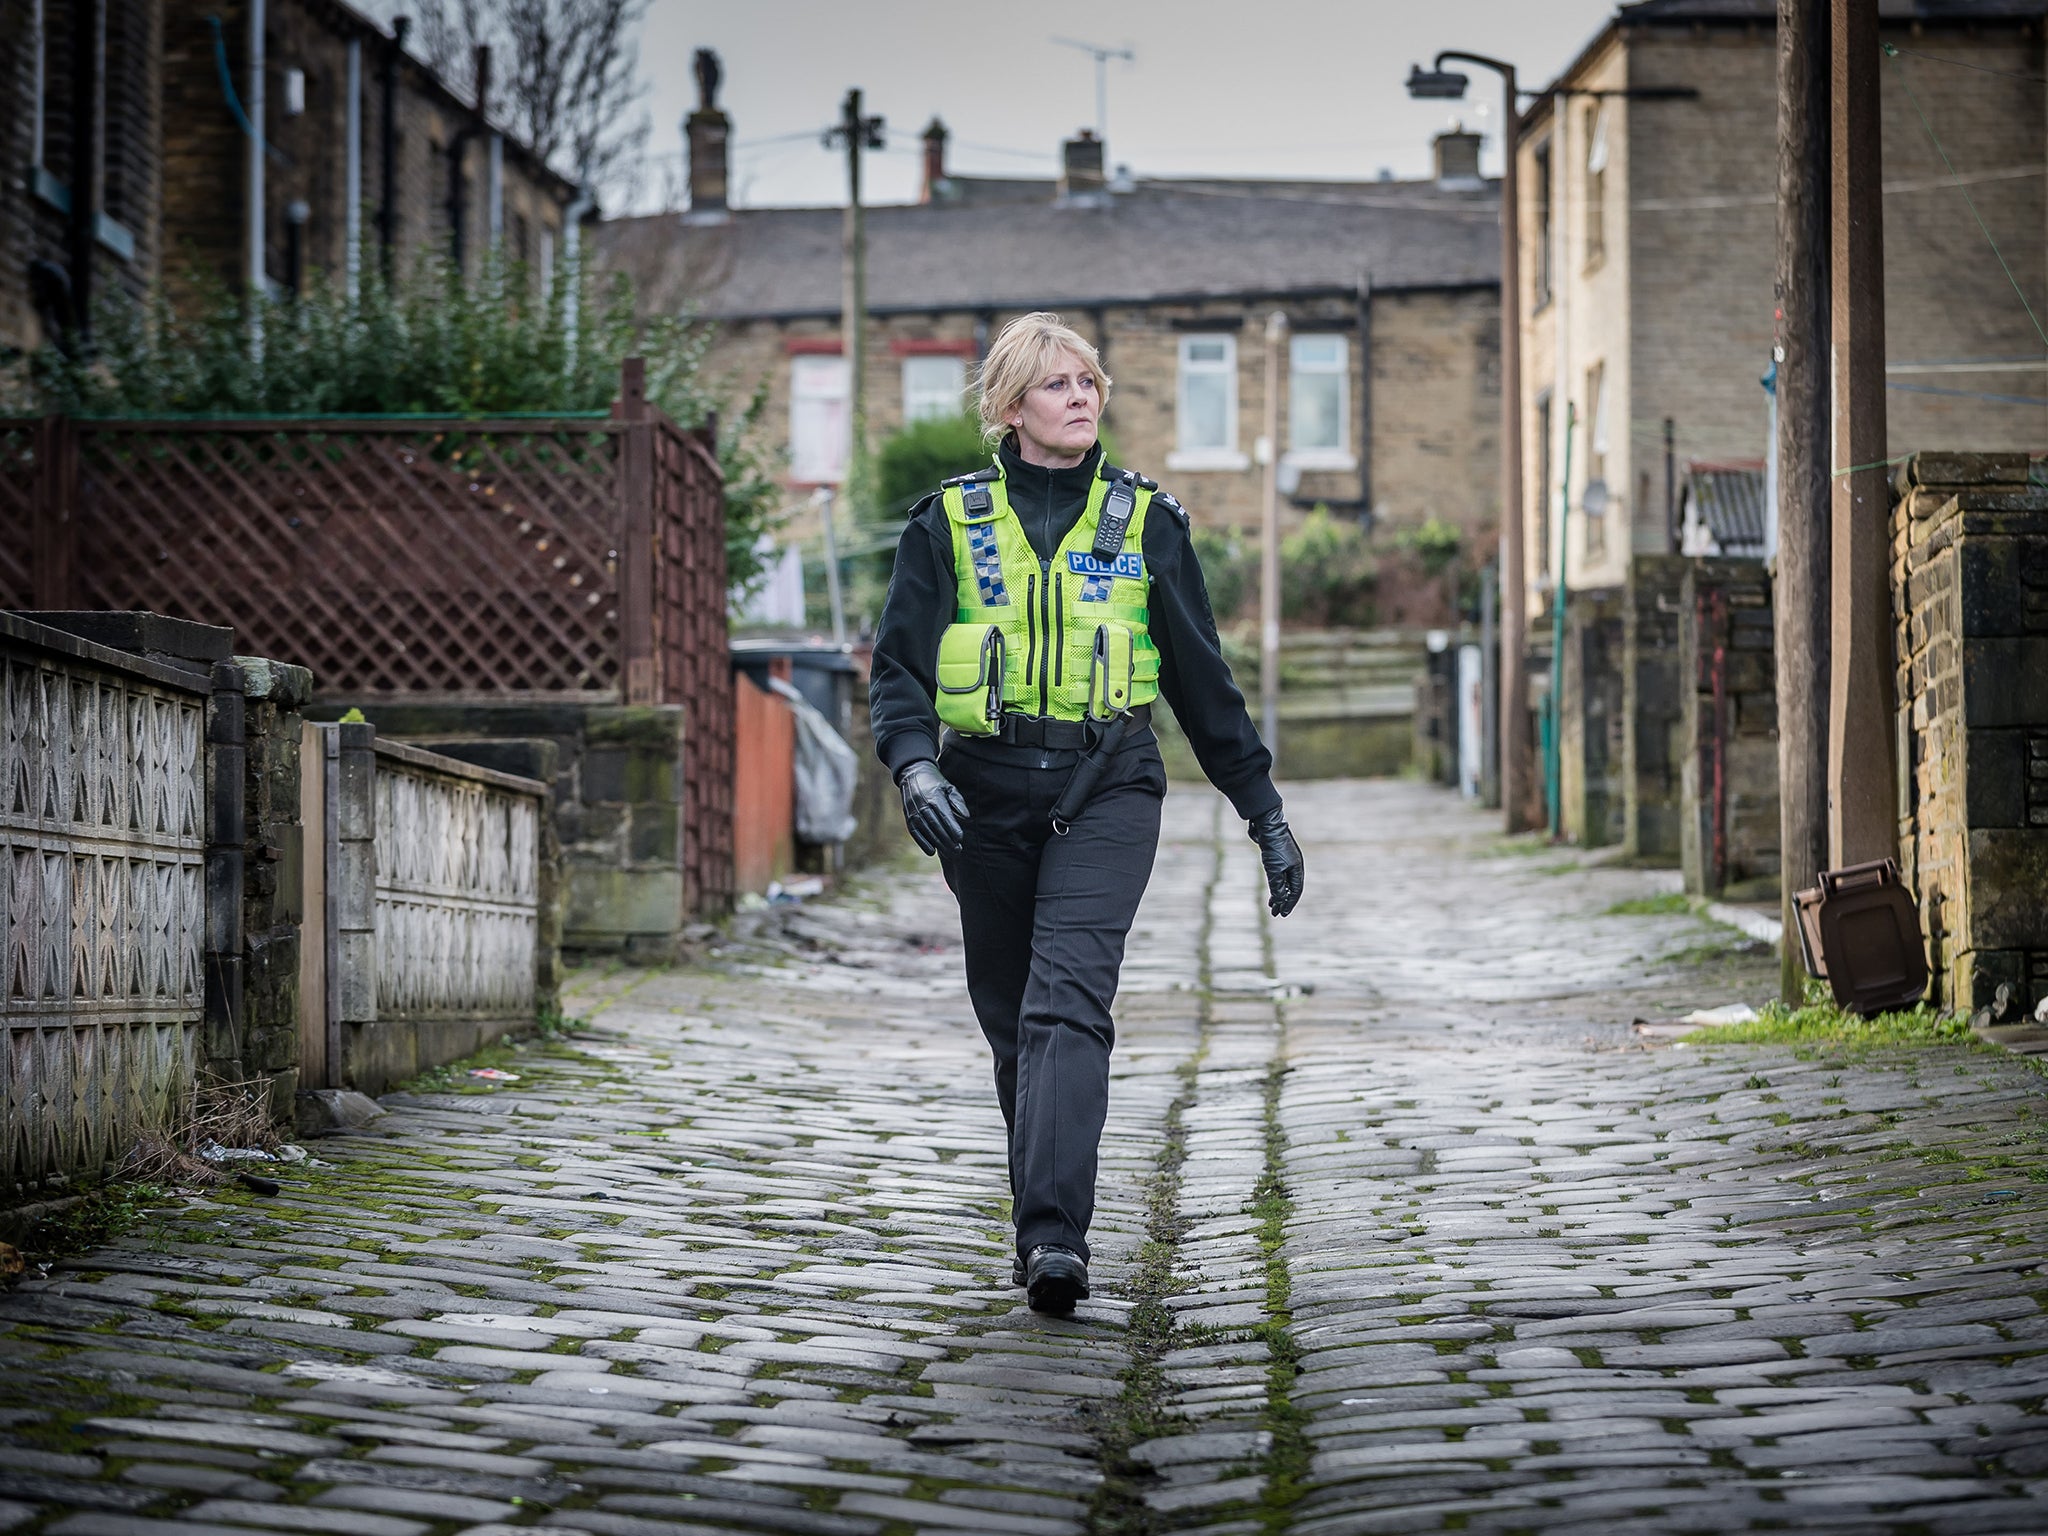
[7,780,2048,1535]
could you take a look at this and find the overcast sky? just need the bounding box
[624,0,1621,211]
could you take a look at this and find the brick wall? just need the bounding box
[1678,556,1778,901]
[158,0,570,304]
[1,0,163,354]
[1624,553,1688,862]
[1892,452,2048,1015]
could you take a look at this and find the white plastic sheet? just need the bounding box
[767,676,858,844]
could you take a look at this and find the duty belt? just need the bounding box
[993,704,1150,750]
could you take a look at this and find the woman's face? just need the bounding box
[1008,350,1102,462]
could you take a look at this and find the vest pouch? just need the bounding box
[1088,623,1136,720]
[936,622,1006,735]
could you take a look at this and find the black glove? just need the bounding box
[1248,808,1304,917]
[898,761,970,856]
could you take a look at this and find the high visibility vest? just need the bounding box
[932,461,1161,734]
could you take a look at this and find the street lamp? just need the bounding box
[1408,49,1528,828]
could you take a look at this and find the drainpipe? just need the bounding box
[487,132,503,252]
[68,0,102,348]
[562,171,595,358]
[379,16,406,279]
[344,36,361,299]
[446,44,490,276]
[247,0,266,322]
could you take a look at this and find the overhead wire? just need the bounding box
[1882,42,2048,353]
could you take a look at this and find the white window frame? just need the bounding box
[789,354,851,484]
[1168,332,1248,472]
[900,354,967,423]
[1284,332,1355,472]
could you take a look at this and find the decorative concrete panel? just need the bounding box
[371,754,540,1024]
[1,645,206,1198]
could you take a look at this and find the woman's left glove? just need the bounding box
[1248,809,1304,917]
[898,760,970,856]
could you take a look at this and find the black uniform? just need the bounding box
[870,440,1279,1264]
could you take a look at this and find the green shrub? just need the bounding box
[1190,525,1255,626]
[14,250,779,600]
[1280,506,1377,626]
[872,413,989,520]
[1398,515,1463,577]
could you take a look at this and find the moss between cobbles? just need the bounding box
[1083,833,1222,1536]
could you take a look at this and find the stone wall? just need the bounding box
[1891,452,2048,1015]
[681,285,1498,546]
[1624,555,1688,862]
[1678,558,1778,901]
[341,700,688,962]
[1557,587,1627,848]
[233,656,313,1123]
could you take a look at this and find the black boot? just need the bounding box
[1010,1255,1026,1288]
[1024,1245,1089,1315]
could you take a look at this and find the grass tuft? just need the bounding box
[1607,893,1692,917]
[1687,992,1970,1047]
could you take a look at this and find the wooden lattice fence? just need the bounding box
[0,362,734,914]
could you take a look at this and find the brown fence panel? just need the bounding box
[654,418,733,915]
[2,393,735,915]
[68,419,625,696]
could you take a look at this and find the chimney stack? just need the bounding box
[686,47,730,216]
[921,118,950,203]
[473,44,491,119]
[1433,126,1482,188]
[1059,128,1106,202]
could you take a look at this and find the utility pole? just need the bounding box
[1774,0,1832,1001]
[826,90,884,472]
[1827,0,1896,867]
[1260,310,1288,767]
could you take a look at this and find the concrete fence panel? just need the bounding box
[0,616,210,1200]
[299,724,556,1099]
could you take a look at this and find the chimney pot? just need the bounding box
[473,43,491,118]
[1060,128,1105,202]
[686,48,730,214]
[1433,126,1482,188]
[921,117,950,203]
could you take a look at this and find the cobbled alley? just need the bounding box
[7,781,2048,1536]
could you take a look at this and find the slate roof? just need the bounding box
[595,178,1500,321]
[1680,463,1768,556]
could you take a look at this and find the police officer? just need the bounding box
[869,312,1304,1315]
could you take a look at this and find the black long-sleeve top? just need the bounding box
[868,440,1281,823]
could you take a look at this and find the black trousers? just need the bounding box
[937,731,1166,1264]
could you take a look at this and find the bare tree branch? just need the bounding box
[411,0,650,201]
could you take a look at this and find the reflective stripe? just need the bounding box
[965,520,1008,607]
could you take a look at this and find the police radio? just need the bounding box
[1093,470,1138,563]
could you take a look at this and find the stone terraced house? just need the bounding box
[2,0,576,359]
[596,85,1504,550]
[1518,0,2048,855]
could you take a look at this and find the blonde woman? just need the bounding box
[869,312,1304,1314]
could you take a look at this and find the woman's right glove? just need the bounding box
[898,761,970,856]
[1248,808,1305,917]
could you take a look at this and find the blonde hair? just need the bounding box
[974,312,1112,448]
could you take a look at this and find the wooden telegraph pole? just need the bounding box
[828,90,884,467]
[1774,0,1832,1001]
[1827,0,1897,867]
